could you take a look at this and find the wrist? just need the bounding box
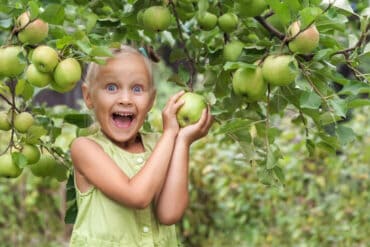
[176,133,192,146]
[162,129,178,139]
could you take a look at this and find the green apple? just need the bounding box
[31,45,59,73]
[25,64,52,87]
[53,58,82,91]
[262,55,299,86]
[50,79,76,93]
[237,0,268,17]
[0,46,27,77]
[29,154,58,177]
[288,21,320,54]
[142,6,172,31]
[0,111,11,131]
[197,12,218,31]
[223,41,244,62]
[14,111,34,133]
[137,9,145,25]
[148,108,163,132]
[50,162,69,182]
[0,153,23,178]
[232,66,267,102]
[218,13,239,33]
[176,92,207,127]
[21,144,40,164]
[17,11,48,45]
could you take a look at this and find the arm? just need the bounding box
[71,91,185,209]
[155,106,213,225]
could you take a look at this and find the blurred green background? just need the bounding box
[0,64,369,247]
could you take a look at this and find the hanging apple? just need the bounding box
[31,45,59,73]
[262,55,299,86]
[232,66,267,102]
[0,46,27,77]
[142,6,172,31]
[16,11,48,45]
[288,21,320,54]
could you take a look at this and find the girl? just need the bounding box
[69,45,213,246]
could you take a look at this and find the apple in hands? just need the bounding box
[176,92,207,128]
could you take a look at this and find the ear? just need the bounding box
[81,83,93,109]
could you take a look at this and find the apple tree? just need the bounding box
[0,0,369,231]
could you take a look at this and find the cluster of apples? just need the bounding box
[0,11,75,180]
[137,4,208,128]
[0,11,82,93]
[0,109,68,180]
[223,1,320,102]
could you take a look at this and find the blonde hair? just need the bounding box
[84,45,154,88]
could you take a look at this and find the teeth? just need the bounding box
[114,112,133,117]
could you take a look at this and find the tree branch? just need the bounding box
[254,16,285,40]
[168,0,197,90]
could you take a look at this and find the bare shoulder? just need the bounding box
[70,137,102,166]
[71,136,101,153]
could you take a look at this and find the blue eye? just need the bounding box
[133,85,143,93]
[106,84,117,92]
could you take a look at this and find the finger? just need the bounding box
[169,90,185,104]
[163,90,185,111]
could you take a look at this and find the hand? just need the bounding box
[161,90,185,136]
[177,105,213,145]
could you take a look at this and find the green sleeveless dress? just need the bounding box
[69,130,178,247]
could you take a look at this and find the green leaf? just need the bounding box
[64,200,78,224]
[306,139,315,156]
[90,46,113,57]
[40,4,65,25]
[266,151,277,169]
[321,0,354,14]
[216,118,252,135]
[28,1,39,19]
[266,0,291,25]
[273,166,285,183]
[299,91,321,109]
[328,98,348,118]
[12,152,28,169]
[299,7,323,28]
[336,125,355,145]
[76,40,92,55]
[0,18,12,28]
[348,99,370,109]
[64,114,94,128]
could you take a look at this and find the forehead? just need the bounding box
[91,53,152,86]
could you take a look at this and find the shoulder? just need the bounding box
[71,137,103,157]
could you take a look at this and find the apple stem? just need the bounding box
[168,0,196,90]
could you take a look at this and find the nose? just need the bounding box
[117,90,133,106]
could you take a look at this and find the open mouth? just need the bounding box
[112,112,135,128]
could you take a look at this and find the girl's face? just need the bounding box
[83,53,155,149]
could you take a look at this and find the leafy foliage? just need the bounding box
[0,0,369,246]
